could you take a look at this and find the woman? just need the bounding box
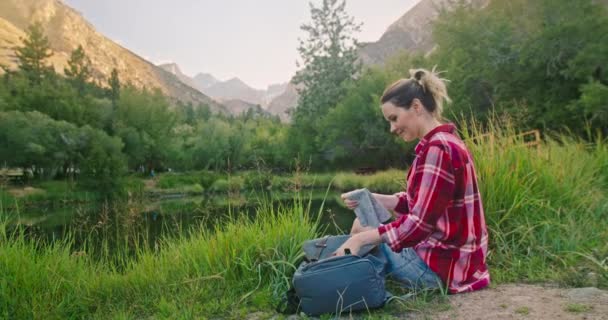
[335,68,490,293]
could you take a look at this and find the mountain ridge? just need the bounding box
[160,62,288,110]
[0,0,227,113]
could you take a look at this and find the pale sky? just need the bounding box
[63,0,420,90]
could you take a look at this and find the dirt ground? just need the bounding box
[414,284,608,320]
[253,284,608,319]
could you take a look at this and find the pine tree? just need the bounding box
[15,22,53,84]
[108,68,120,108]
[64,45,92,95]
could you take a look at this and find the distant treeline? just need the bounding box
[1,0,606,193]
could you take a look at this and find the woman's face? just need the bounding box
[381,101,420,142]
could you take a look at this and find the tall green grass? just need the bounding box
[461,120,608,287]
[0,198,318,318]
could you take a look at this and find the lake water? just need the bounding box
[5,190,356,253]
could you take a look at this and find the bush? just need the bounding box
[242,170,272,190]
[156,171,220,191]
[198,171,221,189]
[210,177,244,193]
[157,173,199,189]
[333,169,404,193]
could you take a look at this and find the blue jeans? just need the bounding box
[381,245,443,291]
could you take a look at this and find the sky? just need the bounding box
[63,0,420,90]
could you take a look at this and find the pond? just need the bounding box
[4,189,356,254]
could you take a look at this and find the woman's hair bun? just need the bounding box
[408,67,451,118]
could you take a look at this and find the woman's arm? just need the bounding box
[371,193,400,211]
[379,146,455,251]
[342,192,403,210]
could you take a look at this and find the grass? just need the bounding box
[515,306,530,315]
[332,169,405,193]
[0,196,319,319]
[155,169,404,194]
[461,119,608,287]
[0,119,607,318]
[564,303,593,313]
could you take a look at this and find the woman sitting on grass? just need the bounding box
[335,68,490,294]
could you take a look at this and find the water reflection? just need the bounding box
[3,191,355,257]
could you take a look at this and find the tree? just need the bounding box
[15,22,53,84]
[289,0,362,168]
[430,0,608,134]
[0,110,126,187]
[64,45,92,95]
[317,68,412,169]
[114,87,176,170]
[108,68,121,108]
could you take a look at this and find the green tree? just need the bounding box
[317,68,412,169]
[430,0,608,134]
[15,22,53,84]
[0,111,126,188]
[289,0,362,168]
[571,81,608,135]
[108,68,121,108]
[64,45,92,95]
[114,87,176,170]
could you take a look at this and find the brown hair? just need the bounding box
[380,67,451,119]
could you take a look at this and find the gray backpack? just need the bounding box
[291,235,389,316]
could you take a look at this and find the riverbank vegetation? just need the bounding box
[2,121,607,318]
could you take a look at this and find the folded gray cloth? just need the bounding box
[344,188,391,227]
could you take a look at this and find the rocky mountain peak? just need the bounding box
[0,0,227,113]
[193,73,219,90]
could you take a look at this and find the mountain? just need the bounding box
[0,0,227,113]
[266,83,299,122]
[220,99,270,116]
[203,77,264,105]
[158,62,288,112]
[202,78,289,109]
[262,82,288,106]
[0,18,27,70]
[265,0,490,121]
[358,0,489,66]
[158,62,199,91]
[193,73,219,90]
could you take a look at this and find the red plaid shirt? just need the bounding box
[378,123,490,293]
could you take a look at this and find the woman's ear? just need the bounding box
[411,99,423,115]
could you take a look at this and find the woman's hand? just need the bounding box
[334,234,364,257]
[341,191,359,210]
[333,229,382,257]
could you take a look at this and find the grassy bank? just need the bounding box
[1,122,607,318]
[0,198,319,319]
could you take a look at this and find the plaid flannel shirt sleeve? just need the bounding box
[393,192,409,216]
[379,145,455,251]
